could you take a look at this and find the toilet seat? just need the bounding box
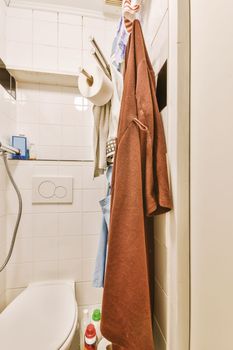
[0,280,78,350]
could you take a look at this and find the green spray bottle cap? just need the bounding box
[92,309,101,321]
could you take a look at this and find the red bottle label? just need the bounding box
[84,345,96,350]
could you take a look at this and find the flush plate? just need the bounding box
[32,177,73,204]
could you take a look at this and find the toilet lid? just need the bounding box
[0,281,77,350]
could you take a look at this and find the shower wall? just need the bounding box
[0,0,17,311]
[0,0,17,310]
[0,86,17,310]
[0,3,117,318]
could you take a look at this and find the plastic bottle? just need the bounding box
[91,309,102,342]
[80,309,90,350]
[84,324,97,350]
[29,143,37,160]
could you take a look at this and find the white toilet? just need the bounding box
[0,280,78,350]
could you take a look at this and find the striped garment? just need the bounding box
[122,0,142,33]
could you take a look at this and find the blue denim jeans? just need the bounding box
[93,166,112,288]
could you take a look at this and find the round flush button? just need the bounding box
[55,186,67,199]
[38,181,56,199]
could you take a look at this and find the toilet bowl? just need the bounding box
[0,280,78,350]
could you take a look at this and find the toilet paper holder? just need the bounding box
[79,68,94,86]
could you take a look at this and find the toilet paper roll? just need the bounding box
[78,66,113,107]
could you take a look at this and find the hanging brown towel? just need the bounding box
[101,20,172,350]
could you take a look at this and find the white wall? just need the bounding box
[6,6,116,75]
[16,82,93,160]
[5,160,105,317]
[0,0,6,61]
[0,85,17,311]
[190,1,233,349]
[0,4,117,323]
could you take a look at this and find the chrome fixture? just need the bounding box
[0,141,20,155]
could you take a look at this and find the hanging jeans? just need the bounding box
[93,166,113,288]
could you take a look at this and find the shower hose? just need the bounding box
[0,152,22,272]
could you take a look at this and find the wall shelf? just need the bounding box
[7,66,79,88]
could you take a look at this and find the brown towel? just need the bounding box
[101,20,172,350]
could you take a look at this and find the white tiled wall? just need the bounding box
[0,84,17,311]
[5,160,105,313]
[0,4,117,318]
[17,82,94,160]
[0,0,6,61]
[6,7,117,75]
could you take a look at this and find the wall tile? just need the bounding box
[82,259,95,282]
[60,86,79,105]
[82,165,106,189]
[2,11,118,315]
[58,164,82,189]
[33,45,58,71]
[33,236,58,262]
[58,235,82,260]
[33,164,59,176]
[7,42,32,68]
[58,259,82,281]
[17,122,39,145]
[7,213,33,238]
[61,126,85,147]
[59,13,82,26]
[60,104,93,128]
[6,263,33,288]
[75,282,102,306]
[33,10,57,22]
[8,237,33,264]
[33,20,58,46]
[82,17,105,51]
[17,83,40,102]
[58,47,81,74]
[83,212,102,235]
[8,163,33,189]
[58,212,82,236]
[33,212,59,236]
[57,189,82,213]
[39,102,62,125]
[39,124,61,146]
[83,189,104,212]
[59,23,82,49]
[7,17,32,43]
[83,235,99,260]
[17,101,40,124]
[32,260,58,281]
[39,84,62,103]
[37,146,61,160]
[60,146,93,161]
[7,7,32,19]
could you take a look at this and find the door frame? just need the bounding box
[167,0,190,349]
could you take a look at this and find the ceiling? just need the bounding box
[8,0,121,14]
